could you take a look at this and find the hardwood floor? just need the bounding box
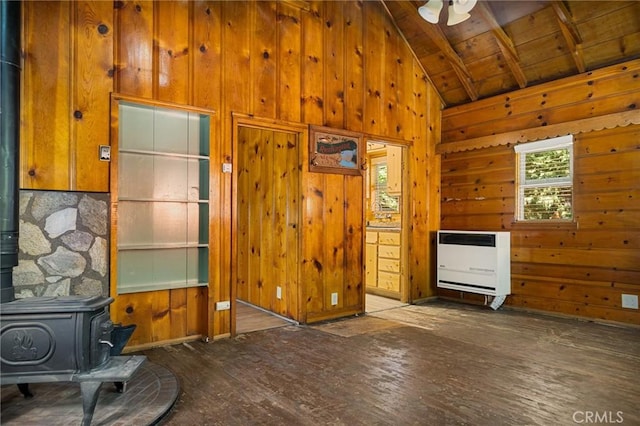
[141,300,640,426]
[236,300,294,335]
[365,293,408,313]
[236,294,404,334]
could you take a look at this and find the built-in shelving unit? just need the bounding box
[116,102,210,294]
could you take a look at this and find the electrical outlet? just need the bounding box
[276,286,282,299]
[215,301,230,311]
[621,294,639,309]
[331,292,338,306]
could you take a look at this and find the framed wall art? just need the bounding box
[309,126,363,176]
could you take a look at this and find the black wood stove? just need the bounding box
[1,296,114,377]
[0,296,145,425]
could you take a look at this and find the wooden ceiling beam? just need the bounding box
[551,0,586,73]
[475,2,527,89]
[421,22,478,101]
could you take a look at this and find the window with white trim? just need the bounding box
[514,135,574,221]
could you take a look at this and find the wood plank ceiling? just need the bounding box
[383,0,640,107]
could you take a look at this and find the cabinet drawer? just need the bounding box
[378,244,400,259]
[378,271,400,292]
[365,231,378,244]
[378,257,400,273]
[378,232,400,245]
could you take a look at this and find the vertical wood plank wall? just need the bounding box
[20,1,439,343]
[236,126,300,320]
[439,61,640,325]
[21,1,112,191]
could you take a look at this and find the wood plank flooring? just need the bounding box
[236,294,405,334]
[141,300,640,426]
[236,300,293,335]
[365,293,408,313]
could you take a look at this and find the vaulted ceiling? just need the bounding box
[383,0,640,108]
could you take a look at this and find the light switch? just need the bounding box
[99,145,111,161]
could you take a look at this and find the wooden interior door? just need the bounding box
[236,125,300,320]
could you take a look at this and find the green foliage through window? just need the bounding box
[523,186,572,220]
[374,163,399,212]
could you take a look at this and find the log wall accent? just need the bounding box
[20,1,440,343]
[440,61,640,325]
[440,59,640,147]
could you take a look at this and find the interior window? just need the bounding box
[514,135,574,221]
[372,160,399,213]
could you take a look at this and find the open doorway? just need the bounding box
[364,140,409,312]
[232,116,305,335]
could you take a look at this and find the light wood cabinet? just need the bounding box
[378,245,400,259]
[365,229,402,296]
[378,271,400,292]
[378,232,400,245]
[365,243,378,287]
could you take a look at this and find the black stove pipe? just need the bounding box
[0,0,21,303]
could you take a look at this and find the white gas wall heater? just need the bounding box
[437,230,511,298]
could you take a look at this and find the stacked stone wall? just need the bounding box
[13,190,109,298]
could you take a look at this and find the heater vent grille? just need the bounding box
[437,230,511,297]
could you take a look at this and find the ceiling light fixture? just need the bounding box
[419,0,477,26]
[447,3,471,26]
[418,0,443,24]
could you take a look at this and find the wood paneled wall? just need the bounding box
[20,1,440,344]
[21,1,112,191]
[439,60,640,325]
[236,125,300,321]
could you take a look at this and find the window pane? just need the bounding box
[376,164,388,185]
[525,149,570,181]
[373,163,399,212]
[523,185,572,220]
